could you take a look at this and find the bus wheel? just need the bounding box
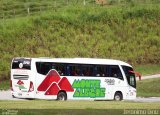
[57,92,67,101]
[114,92,122,101]
[12,95,15,98]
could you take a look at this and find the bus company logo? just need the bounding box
[37,70,74,95]
[15,80,26,90]
[105,79,115,85]
[19,63,23,68]
[23,61,30,65]
[72,79,106,98]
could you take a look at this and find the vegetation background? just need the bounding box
[0,0,160,81]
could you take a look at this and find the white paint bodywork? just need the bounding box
[11,58,136,100]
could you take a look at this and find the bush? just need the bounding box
[0,2,160,80]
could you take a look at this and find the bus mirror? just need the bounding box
[129,70,142,81]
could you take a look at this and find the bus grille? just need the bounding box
[13,75,29,80]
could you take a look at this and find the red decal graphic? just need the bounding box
[37,70,61,91]
[17,80,24,85]
[58,77,74,92]
[16,80,26,90]
[45,83,60,95]
[37,70,74,95]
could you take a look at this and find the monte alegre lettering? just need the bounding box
[72,79,105,98]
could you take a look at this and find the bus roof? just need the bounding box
[26,57,132,67]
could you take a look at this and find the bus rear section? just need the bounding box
[11,58,35,99]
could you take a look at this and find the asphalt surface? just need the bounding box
[131,97,160,102]
[0,90,25,100]
[0,74,160,102]
[0,90,160,102]
[136,74,160,80]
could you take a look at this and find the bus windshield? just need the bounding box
[122,66,136,88]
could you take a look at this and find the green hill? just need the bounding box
[137,78,160,97]
[0,1,160,80]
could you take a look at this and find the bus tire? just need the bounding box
[57,91,67,101]
[114,92,123,101]
[12,95,15,98]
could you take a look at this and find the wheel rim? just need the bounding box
[58,94,65,100]
[115,95,120,101]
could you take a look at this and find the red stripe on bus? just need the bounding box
[37,70,61,91]
[58,77,74,92]
[37,69,74,95]
[45,83,60,95]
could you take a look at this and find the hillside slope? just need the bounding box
[0,4,160,80]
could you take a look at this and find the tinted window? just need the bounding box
[36,62,52,75]
[109,65,123,80]
[81,65,94,76]
[36,62,123,79]
[36,62,65,75]
[122,66,136,88]
[12,58,31,70]
[67,64,81,76]
[95,65,109,77]
[54,63,65,76]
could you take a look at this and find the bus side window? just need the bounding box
[109,65,123,80]
[43,62,52,75]
[55,64,65,76]
[51,64,56,70]
[36,62,52,75]
[95,65,109,77]
[68,64,81,76]
[81,65,94,76]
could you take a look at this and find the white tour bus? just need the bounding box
[11,57,137,101]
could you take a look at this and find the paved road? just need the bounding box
[130,97,160,102]
[0,74,160,102]
[136,74,160,80]
[0,90,25,100]
[0,90,160,102]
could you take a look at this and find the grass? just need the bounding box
[0,2,159,114]
[1,100,159,115]
[137,78,160,97]
[135,64,160,76]
[0,80,10,90]
[1,4,160,81]
[0,100,160,109]
[0,109,125,115]
[0,1,160,82]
